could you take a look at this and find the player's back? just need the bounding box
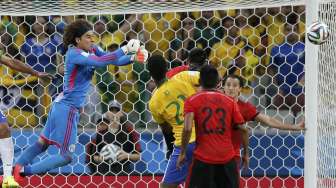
[184,90,244,164]
[58,47,96,108]
[170,70,200,91]
[149,78,196,146]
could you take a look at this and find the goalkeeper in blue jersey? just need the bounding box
[13,19,148,184]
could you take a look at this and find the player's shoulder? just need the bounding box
[172,71,200,88]
[90,44,104,54]
[66,46,85,57]
[182,70,200,76]
[217,92,238,105]
[187,90,223,100]
[165,77,189,89]
[237,98,256,108]
[173,70,199,79]
[166,65,189,78]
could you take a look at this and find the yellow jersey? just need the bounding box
[149,71,200,146]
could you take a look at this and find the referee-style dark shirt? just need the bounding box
[88,122,141,175]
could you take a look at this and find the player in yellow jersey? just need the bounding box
[148,54,203,188]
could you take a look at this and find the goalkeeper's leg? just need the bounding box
[15,102,78,179]
[13,139,49,183]
[16,140,49,166]
[13,138,73,180]
[20,152,73,175]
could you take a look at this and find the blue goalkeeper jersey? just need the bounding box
[58,45,132,108]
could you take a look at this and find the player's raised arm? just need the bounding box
[69,43,148,67]
[63,19,148,67]
[255,113,305,131]
[222,74,305,132]
[176,111,194,169]
[158,122,175,160]
[177,95,195,169]
[235,124,249,169]
[232,99,250,169]
[0,50,52,79]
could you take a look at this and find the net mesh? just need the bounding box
[0,0,305,15]
[0,2,307,188]
[318,1,336,188]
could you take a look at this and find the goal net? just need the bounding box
[316,1,336,188]
[0,0,318,187]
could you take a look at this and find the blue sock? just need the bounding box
[16,141,47,166]
[24,154,72,175]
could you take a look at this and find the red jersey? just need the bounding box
[232,100,259,158]
[166,65,189,78]
[184,90,245,164]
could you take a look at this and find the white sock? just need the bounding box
[0,137,14,178]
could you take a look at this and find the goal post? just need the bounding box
[305,0,319,187]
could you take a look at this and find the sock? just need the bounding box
[0,137,14,178]
[24,154,72,175]
[16,141,47,166]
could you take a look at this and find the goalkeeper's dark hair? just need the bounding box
[222,74,245,88]
[63,19,92,50]
[147,54,168,82]
[200,65,219,89]
[188,48,207,70]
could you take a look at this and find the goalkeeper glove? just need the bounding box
[121,39,141,54]
[131,46,148,64]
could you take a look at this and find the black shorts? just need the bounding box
[185,158,239,188]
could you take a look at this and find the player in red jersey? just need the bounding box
[166,48,206,79]
[222,74,305,169]
[177,65,248,188]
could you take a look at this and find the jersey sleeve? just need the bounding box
[69,48,132,67]
[232,101,245,126]
[91,45,108,56]
[244,102,259,121]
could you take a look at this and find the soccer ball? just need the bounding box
[100,143,121,163]
[307,21,330,45]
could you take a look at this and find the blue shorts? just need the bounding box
[40,102,79,154]
[0,110,7,123]
[162,142,196,185]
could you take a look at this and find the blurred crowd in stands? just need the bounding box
[0,6,305,128]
